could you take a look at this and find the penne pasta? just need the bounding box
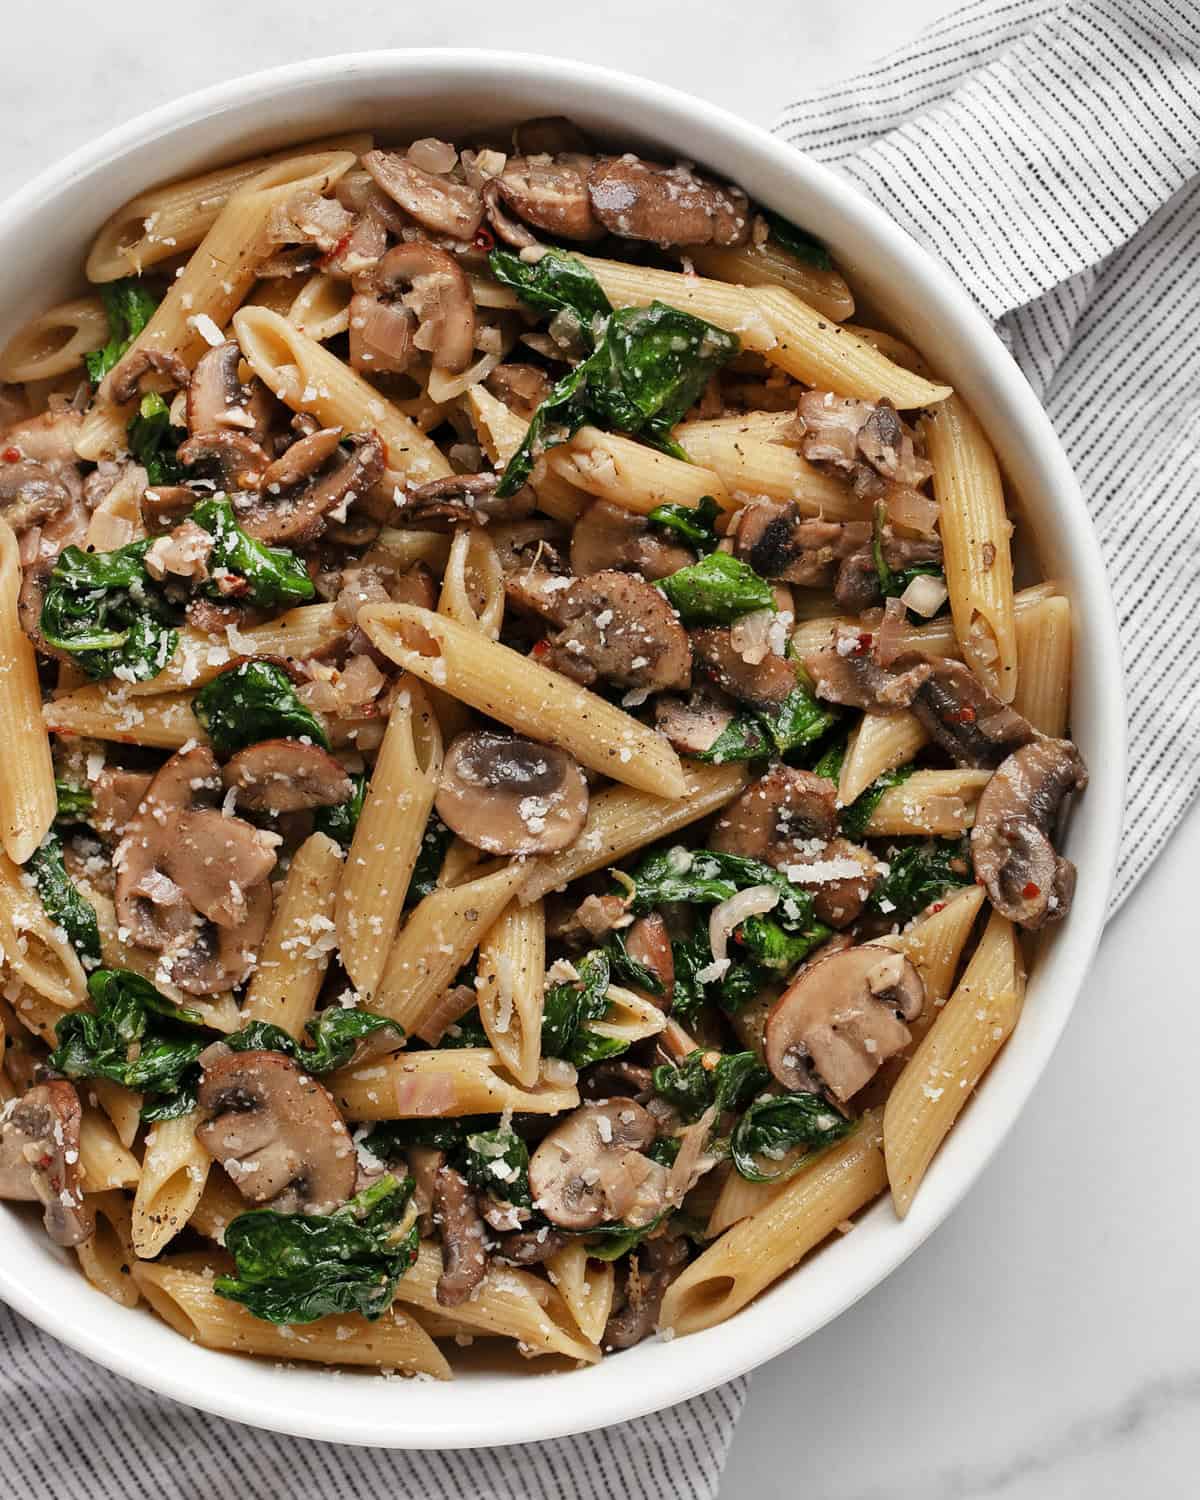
[545,1240,615,1345]
[0,296,109,382]
[0,851,87,1009]
[329,1047,579,1121]
[0,520,55,862]
[336,681,443,999]
[1013,595,1072,737]
[660,1114,886,1336]
[438,526,505,639]
[131,1111,212,1259]
[884,912,1025,1216]
[549,426,730,513]
[460,383,587,524]
[475,897,546,1089]
[78,1108,141,1192]
[838,711,929,807]
[862,769,992,836]
[286,271,353,341]
[189,1168,250,1247]
[76,1191,139,1309]
[924,395,1018,701]
[91,1079,144,1151]
[590,985,668,1048]
[358,605,688,800]
[44,685,203,750]
[682,242,856,323]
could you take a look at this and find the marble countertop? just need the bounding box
[4,3,1196,1495]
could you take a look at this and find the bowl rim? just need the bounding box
[0,47,1125,1449]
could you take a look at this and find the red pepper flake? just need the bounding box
[928,901,946,914]
[317,228,355,271]
[950,706,977,724]
[530,639,550,659]
[1022,881,1041,899]
[851,631,873,656]
[473,225,496,252]
[2,447,20,463]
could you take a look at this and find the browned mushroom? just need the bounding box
[484,363,552,421]
[176,431,271,492]
[588,157,751,246]
[692,625,796,709]
[901,655,1037,768]
[528,1098,668,1231]
[162,809,279,928]
[0,459,75,533]
[481,180,540,249]
[794,392,932,496]
[170,882,274,997]
[222,739,353,814]
[196,1048,356,1213]
[405,1145,445,1236]
[624,912,675,1006]
[765,944,924,1102]
[399,471,536,527]
[141,484,199,534]
[369,242,477,375]
[579,1060,656,1104]
[237,431,384,545]
[1,406,83,468]
[109,348,191,406]
[435,730,588,856]
[570,499,696,582]
[654,691,737,757]
[512,117,593,155]
[362,150,484,240]
[432,1163,490,1307]
[495,155,604,242]
[712,766,838,862]
[186,341,272,441]
[90,767,152,841]
[604,1234,689,1349]
[544,571,692,693]
[802,627,933,711]
[971,737,1088,928]
[494,1225,569,1266]
[0,1081,93,1247]
[733,502,871,587]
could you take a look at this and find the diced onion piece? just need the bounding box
[899,573,949,618]
[886,485,941,536]
[407,137,458,175]
[730,608,776,665]
[709,885,780,965]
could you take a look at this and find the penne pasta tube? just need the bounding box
[358,604,688,800]
[673,412,866,521]
[131,1111,211,1259]
[369,862,530,1036]
[438,526,505,639]
[329,1048,579,1121]
[91,1079,144,1151]
[233,306,452,484]
[549,426,730,513]
[242,832,343,1037]
[79,150,361,459]
[881,884,987,1018]
[838,711,929,807]
[393,1243,598,1363]
[0,851,87,1009]
[476,897,545,1089]
[546,1240,615,1345]
[189,1167,249,1247]
[461,383,587,524]
[519,762,749,905]
[372,528,453,574]
[133,1260,451,1376]
[862,769,992,836]
[660,1113,886,1336]
[125,602,344,696]
[1013,595,1072,737]
[0,296,109,382]
[76,1191,139,1308]
[44,685,203,750]
[6,985,72,1047]
[590,985,668,1048]
[681,242,856,323]
[706,1162,796,1238]
[884,912,1025,1216]
[78,1108,141,1192]
[337,681,443,1000]
[287,271,353,341]
[85,133,374,281]
[0,520,55,862]
[577,255,951,407]
[924,395,1018,701]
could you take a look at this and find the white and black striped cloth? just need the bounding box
[1,3,1196,1495]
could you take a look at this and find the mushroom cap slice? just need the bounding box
[588,156,751,247]
[222,739,352,814]
[709,765,839,862]
[496,154,603,242]
[435,730,588,856]
[570,499,694,582]
[692,625,797,709]
[195,1048,356,1214]
[187,340,272,441]
[237,431,384,546]
[547,570,692,692]
[161,808,279,929]
[176,431,271,492]
[902,655,1037,769]
[361,150,483,240]
[802,632,932,712]
[528,1098,667,1231]
[169,881,273,997]
[971,737,1088,928]
[372,241,477,375]
[0,1081,93,1247]
[765,945,925,1103]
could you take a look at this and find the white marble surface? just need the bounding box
[4,3,1197,1495]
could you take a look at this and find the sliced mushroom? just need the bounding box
[570,499,696,582]
[109,348,191,406]
[169,881,274,997]
[222,739,352,814]
[496,154,604,242]
[971,738,1088,929]
[625,912,675,1006]
[787,837,882,929]
[141,483,200,534]
[0,1081,93,1247]
[162,809,279,928]
[435,730,588,856]
[362,150,484,240]
[654,690,737,757]
[399,471,535,527]
[710,765,839,860]
[258,426,344,491]
[1,406,83,468]
[802,628,932,711]
[604,1233,689,1350]
[765,944,924,1103]
[733,502,870,587]
[405,1145,445,1235]
[692,625,796,708]
[90,767,152,841]
[544,571,692,692]
[370,242,477,375]
[579,1060,655,1104]
[588,157,751,246]
[176,430,271,492]
[494,1226,569,1266]
[432,1163,490,1307]
[196,1048,356,1214]
[795,392,931,497]
[0,459,74,533]
[186,341,272,440]
[481,180,540,249]
[238,431,384,545]
[528,1098,668,1231]
[901,655,1037,769]
[484,363,552,421]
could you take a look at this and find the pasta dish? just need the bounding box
[0,118,1086,1375]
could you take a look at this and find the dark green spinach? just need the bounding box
[541,950,625,1067]
[652,1049,769,1123]
[53,780,94,825]
[226,1008,403,1074]
[128,391,184,485]
[762,211,833,270]
[190,495,315,610]
[40,539,180,682]
[461,1126,532,1208]
[648,494,720,551]
[730,1093,852,1182]
[192,659,328,756]
[869,837,973,922]
[313,771,366,849]
[86,279,160,385]
[657,551,775,625]
[26,833,100,965]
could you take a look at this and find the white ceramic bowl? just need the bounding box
[0,51,1125,1449]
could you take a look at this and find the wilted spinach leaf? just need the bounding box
[193,659,328,756]
[313,771,366,849]
[215,1174,419,1324]
[86,279,159,384]
[190,495,315,610]
[730,1093,852,1182]
[26,833,100,965]
[128,391,184,485]
[840,764,914,841]
[652,1049,769,1123]
[648,494,720,551]
[226,1007,402,1074]
[657,551,774,625]
[604,928,663,997]
[406,814,453,904]
[693,711,771,765]
[869,837,973,923]
[762,211,833,270]
[541,950,625,1066]
[489,247,613,331]
[756,679,840,756]
[53,780,94,825]
[40,539,180,682]
[461,1126,532,1208]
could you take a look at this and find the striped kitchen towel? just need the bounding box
[775,0,1200,910]
[0,4,1196,1499]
